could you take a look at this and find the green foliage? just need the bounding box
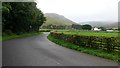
[71,24,92,30]
[2,32,41,40]
[99,27,106,31]
[42,24,67,29]
[47,34,119,62]
[82,24,92,30]
[50,32,119,54]
[2,2,46,35]
[2,2,12,13]
[72,24,82,29]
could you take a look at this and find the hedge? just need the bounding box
[50,32,120,54]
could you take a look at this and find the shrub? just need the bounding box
[50,32,120,54]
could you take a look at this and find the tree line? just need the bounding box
[41,24,92,30]
[2,2,46,35]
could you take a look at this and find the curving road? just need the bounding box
[2,32,118,66]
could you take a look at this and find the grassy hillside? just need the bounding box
[104,22,118,28]
[79,21,117,28]
[41,13,76,27]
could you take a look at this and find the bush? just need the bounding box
[50,32,120,54]
[3,30,13,35]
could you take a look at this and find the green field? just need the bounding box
[53,30,118,37]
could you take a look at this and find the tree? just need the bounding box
[99,27,106,31]
[2,2,46,34]
[82,24,92,30]
[72,24,82,30]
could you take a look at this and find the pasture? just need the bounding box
[49,30,120,62]
[53,30,119,37]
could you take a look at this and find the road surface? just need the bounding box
[2,32,118,66]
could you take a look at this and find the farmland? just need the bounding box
[48,30,120,62]
[52,30,118,37]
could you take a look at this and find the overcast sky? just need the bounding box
[36,0,120,23]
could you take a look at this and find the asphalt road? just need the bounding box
[2,32,118,66]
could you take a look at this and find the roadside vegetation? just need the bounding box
[48,30,119,62]
[2,32,41,40]
[2,2,46,40]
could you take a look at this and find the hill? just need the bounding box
[41,13,76,27]
[104,22,118,28]
[79,21,117,28]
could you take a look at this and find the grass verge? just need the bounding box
[2,32,42,40]
[47,34,119,62]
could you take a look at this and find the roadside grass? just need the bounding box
[53,30,118,37]
[2,32,42,40]
[47,34,119,62]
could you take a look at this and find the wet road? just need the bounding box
[2,32,118,66]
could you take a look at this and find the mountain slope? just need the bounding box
[104,22,118,28]
[79,21,117,28]
[41,13,76,26]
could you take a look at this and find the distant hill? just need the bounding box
[79,21,117,28]
[104,22,118,28]
[41,13,76,27]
